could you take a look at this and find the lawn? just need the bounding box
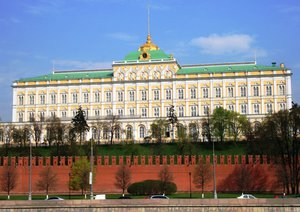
[0,142,248,157]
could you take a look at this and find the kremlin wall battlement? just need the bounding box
[0,155,279,195]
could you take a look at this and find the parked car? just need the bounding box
[237,194,256,199]
[45,196,64,200]
[94,194,106,200]
[150,195,169,199]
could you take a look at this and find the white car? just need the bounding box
[45,196,64,200]
[237,194,256,199]
[150,195,169,199]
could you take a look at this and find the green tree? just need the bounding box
[36,167,58,199]
[211,107,230,142]
[150,119,169,143]
[176,123,187,142]
[71,106,90,145]
[188,121,201,142]
[114,165,131,196]
[255,102,300,194]
[103,115,121,145]
[227,112,249,142]
[158,165,174,195]
[193,161,212,198]
[167,105,178,142]
[0,166,17,200]
[69,158,94,197]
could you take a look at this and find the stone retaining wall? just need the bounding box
[0,199,299,212]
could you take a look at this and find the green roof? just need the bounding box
[124,49,171,61]
[177,64,284,75]
[16,70,113,82]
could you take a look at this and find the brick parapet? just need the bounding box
[0,155,275,167]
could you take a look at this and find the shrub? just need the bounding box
[127,180,177,195]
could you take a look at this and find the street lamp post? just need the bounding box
[212,140,217,199]
[90,139,93,200]
[69,172,71,200]
[28,134,32,200]
[189,172,192,198]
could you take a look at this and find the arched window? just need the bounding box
[253,121,261,132]
[139,126,145,138]
[92,127,97,140]
[126,126,133,139]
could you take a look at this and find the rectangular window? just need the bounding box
[106,109,112,116]
[61,111,67,118]
[29,95,35,105]
[215,88,221,98]
[253,86,259,97]
[178,89,184,99]
[83,93,89,103]
[106,92,112,102]
[19,113,23,122]
[141,91,147,101]
[254,104,260,114]
[40,95,45,105]
[73,93,78,103]
[241,104,247,114]
[118,109,123,116]
[202,88,208,98]
[95,110,100,116]
[166,89,171,100]
[191,106,197,116]
[40,112,45,122]
[50,111,56,117]
[129,91,135,101]
[280,103,286,111]
[241,87,246,97]
[266,85,272,96]
[179,106,184,117]
[18,96,24,105]
[141,108,147,117]
[228,105,234,111]
[61,94,67,104]
[154,107,160,117]
[228,87,233,97]
[266,103,272,113]
[191,88,196,99]
[279,85,285,95]
[203,106,209,115]
[51,94,56,104]
[154,90,160,100]
[118,91,123,102]
[29,112,35,122]
[166,107,171,117]
[129,108,135,116]
[95,92,100,103]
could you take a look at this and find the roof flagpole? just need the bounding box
[254,49,257,64]
[148,4,150,35]
[52,60,55,73]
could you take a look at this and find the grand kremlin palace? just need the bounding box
[10,34,292,142]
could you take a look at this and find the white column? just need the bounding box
[286,71,292,109]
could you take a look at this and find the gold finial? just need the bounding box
[138,5,160,52]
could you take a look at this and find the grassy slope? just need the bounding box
[0,142,247,157]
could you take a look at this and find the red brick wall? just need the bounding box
[0,155,278,195]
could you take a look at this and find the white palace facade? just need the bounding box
[10,33,292,142]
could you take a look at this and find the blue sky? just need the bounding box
[1,0,300,122]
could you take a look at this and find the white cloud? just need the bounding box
[54,59,111,70]
[191,34,255,55]
[0,17,21,25]
[107,32,138,42]
[25,0,65,15]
